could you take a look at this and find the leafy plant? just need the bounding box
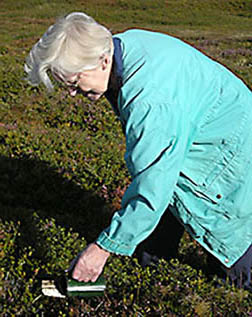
[0,0,251,315]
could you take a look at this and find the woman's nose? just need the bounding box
[69,87,77,97]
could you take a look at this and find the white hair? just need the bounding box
[24,12,113,91]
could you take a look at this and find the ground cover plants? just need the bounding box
[0,0,252,315]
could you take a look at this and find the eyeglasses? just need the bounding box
[65,78,80,90]
[52,71,81,90]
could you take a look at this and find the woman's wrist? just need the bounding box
[95,242,111,257]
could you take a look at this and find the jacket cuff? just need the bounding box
[96,231,136,256]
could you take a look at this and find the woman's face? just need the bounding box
[62,55,112,101]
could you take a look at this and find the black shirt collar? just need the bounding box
[104,37,123,116]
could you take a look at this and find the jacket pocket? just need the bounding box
[180,142,248,206]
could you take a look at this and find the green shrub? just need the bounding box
[0,215,87,316]
[1,219,251,316]
[0,0,251,315]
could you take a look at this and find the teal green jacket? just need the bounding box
[96,29,252,267]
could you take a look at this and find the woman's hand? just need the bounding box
[72,243,110,282]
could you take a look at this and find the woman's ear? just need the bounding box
[101,54,111,71]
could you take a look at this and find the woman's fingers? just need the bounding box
[72,243,110,282]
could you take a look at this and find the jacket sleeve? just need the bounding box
[96,101,190,255]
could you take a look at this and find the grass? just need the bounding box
[0,0,251,315]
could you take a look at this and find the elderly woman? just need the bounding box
[25,12,252,290]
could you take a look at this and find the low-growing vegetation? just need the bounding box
[0,0,251,315]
